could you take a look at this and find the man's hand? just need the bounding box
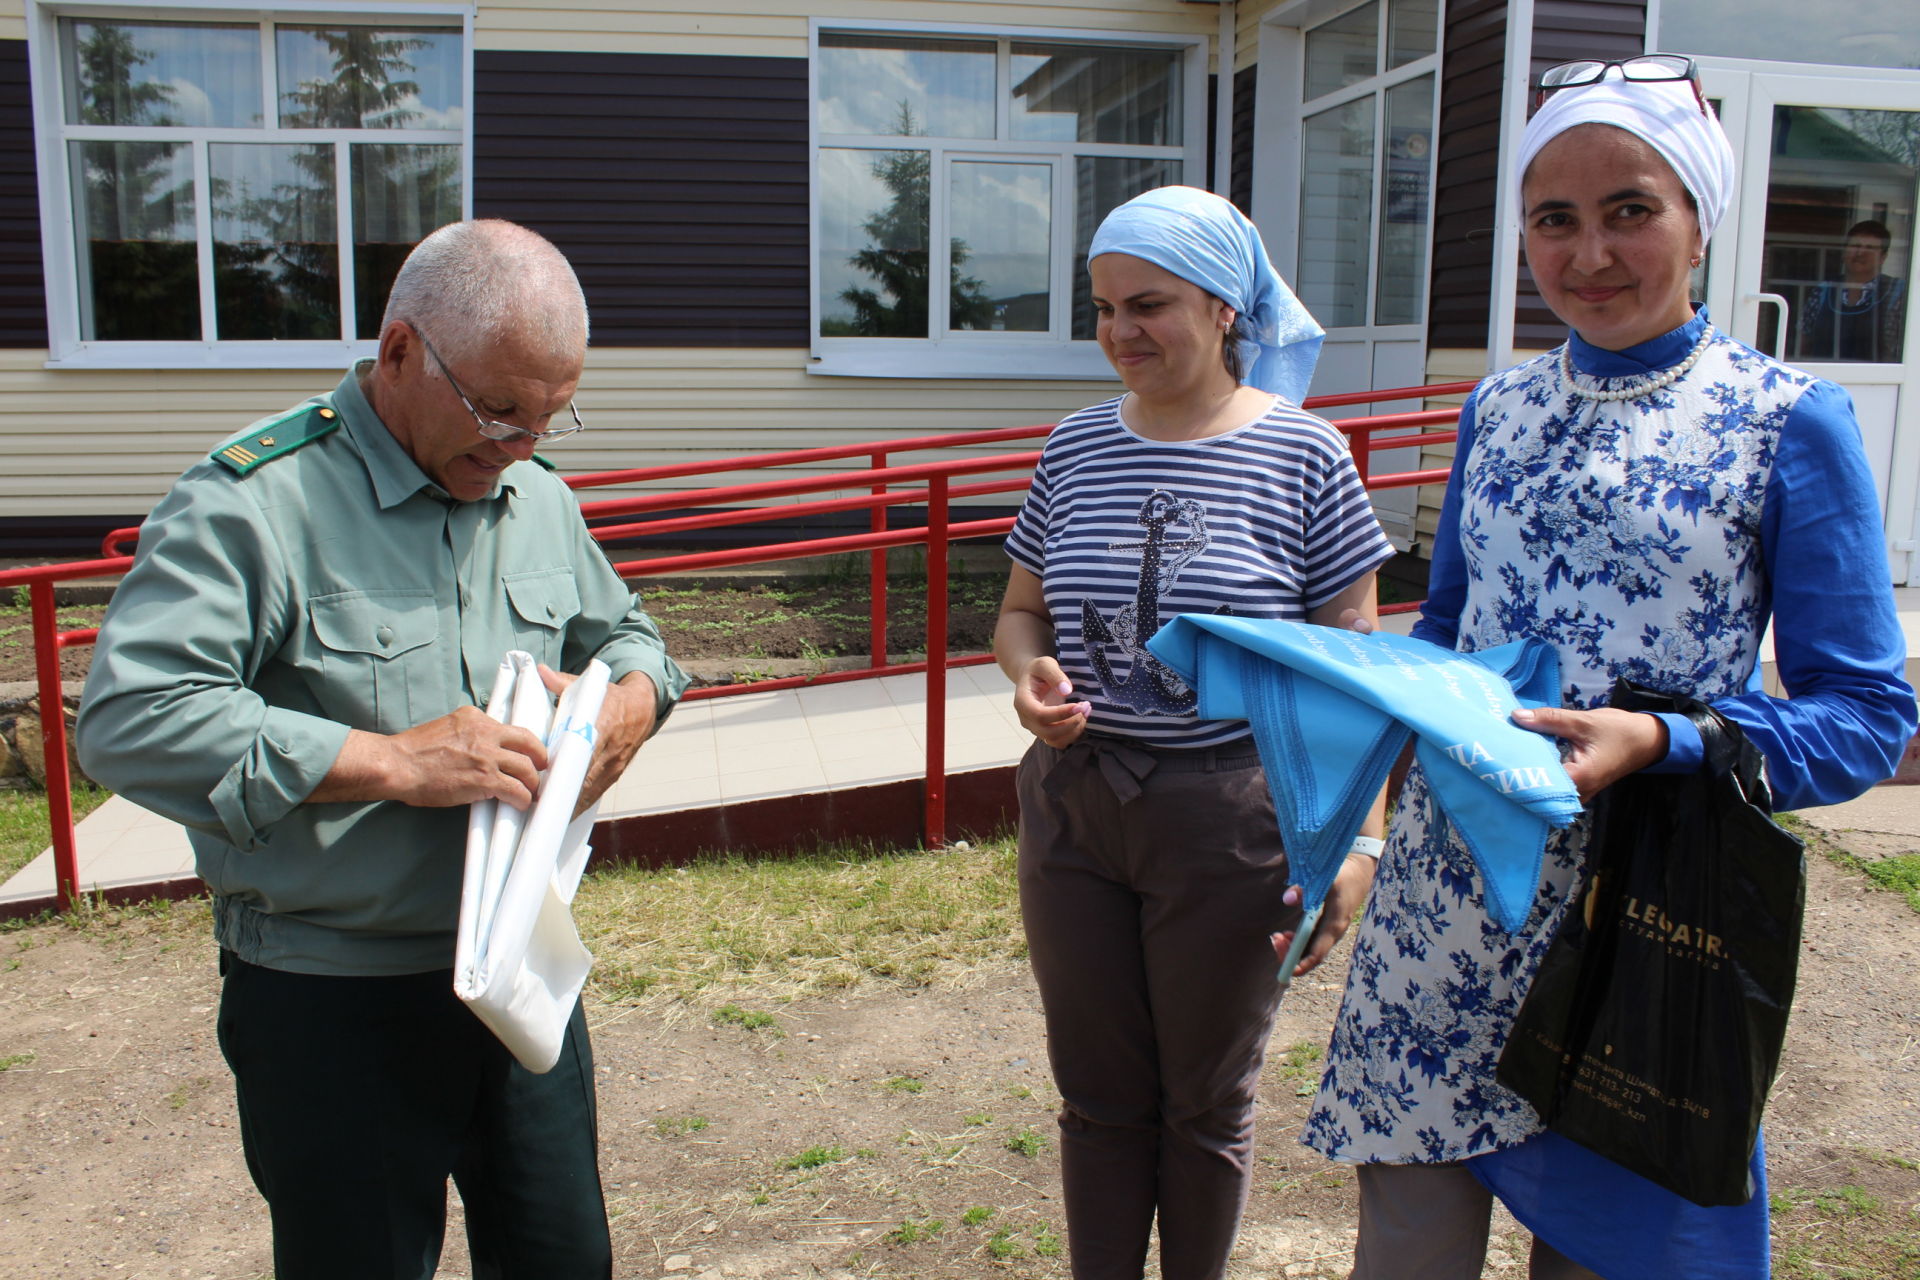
[542,666,658,815]
[1012,656,1091,748]
[1270,853,1377,979]
[315,708,550,810]
[1510,705,1669,802]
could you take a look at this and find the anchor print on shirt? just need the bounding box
[1080,490,1221,715]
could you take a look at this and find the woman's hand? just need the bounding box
[1270,853,1377,979]
[1510,705,1669,802]
[1013,655,1092,748]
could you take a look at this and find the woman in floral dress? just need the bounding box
[1302,57,1918,1280]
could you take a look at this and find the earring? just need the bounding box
[1690,254,1703,268]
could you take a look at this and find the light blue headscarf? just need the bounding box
[1088,185,1325,403]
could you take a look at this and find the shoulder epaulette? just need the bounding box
[211,403,342,475]
[530,452,557,472]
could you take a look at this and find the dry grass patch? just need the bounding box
[575,837,1024,1019]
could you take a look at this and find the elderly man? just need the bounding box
[77,220,684,1279]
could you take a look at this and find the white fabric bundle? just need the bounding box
[454,652,610,1072]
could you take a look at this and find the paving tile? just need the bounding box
[625,744,721,786]
[799,698,913,738]
[719,762,831,803]
[810,727,921,764]
[609,774,723,816]
[822,754,923,788]
[792,680,897,716]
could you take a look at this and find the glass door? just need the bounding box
[1704,69,1920,585]
[1286,0,1439,547]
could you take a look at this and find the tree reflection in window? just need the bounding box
[826,106,993,337]
[58,17,461,344]
[69,25,198,340]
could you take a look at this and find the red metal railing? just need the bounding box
[6,380,1473,910]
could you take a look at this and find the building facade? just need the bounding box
[2,0,1915,584]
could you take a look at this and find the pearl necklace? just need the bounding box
[1560,324,1715,402]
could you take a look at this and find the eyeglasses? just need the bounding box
[1535,54,1710,118]
[414,328,586,445]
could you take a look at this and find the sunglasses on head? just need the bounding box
[1534,54,1710,118]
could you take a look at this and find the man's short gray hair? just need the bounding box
[382,219,588,367]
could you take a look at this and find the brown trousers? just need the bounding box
[1352,1162,1605,1280]
[1016,736,1303,1280]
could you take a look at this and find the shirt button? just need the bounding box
[377,625,395,647]
[461,588,473,607]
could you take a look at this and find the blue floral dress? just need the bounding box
[1305,312,1823,1164]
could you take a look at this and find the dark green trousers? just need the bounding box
[216,953,611,1280]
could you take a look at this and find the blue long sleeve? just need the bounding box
[1409,398,1475,652]
[1708,380,1915,809]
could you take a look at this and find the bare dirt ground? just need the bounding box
[1,818,1916,1280]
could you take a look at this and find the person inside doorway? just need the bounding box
[1794,218,1908,362]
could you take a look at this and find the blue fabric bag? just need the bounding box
[1147,616,1582,932]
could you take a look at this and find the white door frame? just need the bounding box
[1702,64,1920,585]
[1249,0,1442,549]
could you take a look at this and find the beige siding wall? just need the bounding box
[1234,0,1280,73]
[0,349,1120,519]
[475,0,1216,56]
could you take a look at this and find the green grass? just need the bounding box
[1852,854,1920,914]
[0,1051,36,1071]
[712,1003,781,1034]
[651,1115,710,1137]
[986,1227,1022,1259]
[961,1206,994,1227]
[884,1075,925,1094]
[1274,1038,1326,1097]
[886,1216,944,1244]
[577,838,1022,1013]
[1004,1126,1047,1158]
[781,1144,847,1170]
[0,783,114,882]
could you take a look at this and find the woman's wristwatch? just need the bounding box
[1347,836,1384,861]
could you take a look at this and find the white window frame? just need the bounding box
[808,18,1207,380]
[1255,0,1441,338]
[26,0,474,370]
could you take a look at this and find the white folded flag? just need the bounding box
[454,652,610,1072]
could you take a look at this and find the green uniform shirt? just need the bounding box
[77,364,689,976]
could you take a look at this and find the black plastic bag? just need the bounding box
[1496,680,1806,1208]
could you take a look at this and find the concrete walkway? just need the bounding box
[0,662,1033,910]
[5,591,1916,911]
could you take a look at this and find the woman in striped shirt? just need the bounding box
[995,185,1395,1280]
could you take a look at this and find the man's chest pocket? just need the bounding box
[308,589,442,734]
[503,568,581,669]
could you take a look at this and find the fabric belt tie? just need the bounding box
[1043,737,1162,806]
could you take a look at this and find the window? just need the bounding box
[1294,0,1437,330]
[30,3,468,366]
[811,23,1205,378]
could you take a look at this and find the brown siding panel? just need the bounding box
[1232,65,1257,216]
[473,49,809,348]
[1427,0,1507,350]
[1427,0,1649,351]
[0,39,48,350]
[1518,0,1648,345]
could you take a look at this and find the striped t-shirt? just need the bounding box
[1004,394,1394,749]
